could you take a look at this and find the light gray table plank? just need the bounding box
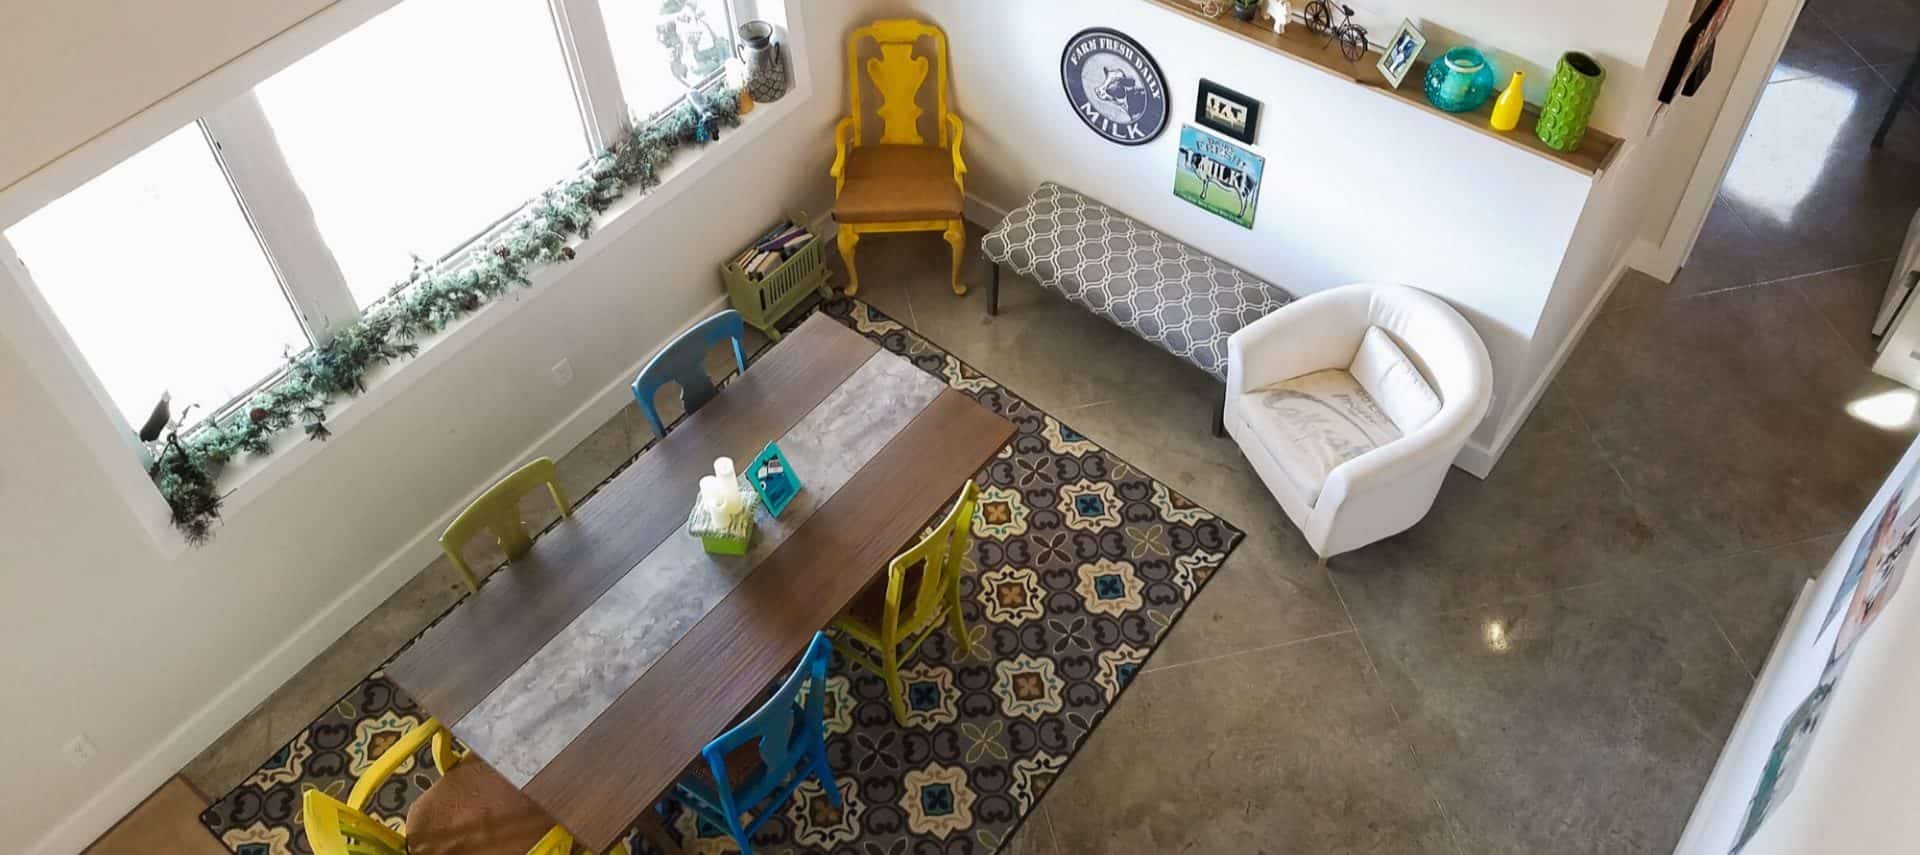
[458,351,943,785]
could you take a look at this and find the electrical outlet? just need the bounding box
[551,359,574,387]
[63,734,97,769]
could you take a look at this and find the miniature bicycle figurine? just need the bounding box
[1302,0,1369,62]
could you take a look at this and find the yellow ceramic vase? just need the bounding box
[1490,70,1526,132]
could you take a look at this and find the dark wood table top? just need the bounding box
[387,315,1015,852]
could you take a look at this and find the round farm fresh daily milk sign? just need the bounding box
[1061,28,1169,146]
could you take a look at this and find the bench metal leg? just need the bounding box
[989,262,1000,316]
[1876,48,1920,147]
[1212,385,1227,438]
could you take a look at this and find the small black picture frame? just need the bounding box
[1195,79,1261,145]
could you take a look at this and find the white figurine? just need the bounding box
[1267,0,1291,33]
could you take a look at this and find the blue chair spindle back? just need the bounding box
[631,310,749,439]
[673,632,839,853]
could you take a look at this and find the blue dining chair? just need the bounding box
[671,632,839,854]
[632,310,749,439]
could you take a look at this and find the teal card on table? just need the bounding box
[749,441,801,516]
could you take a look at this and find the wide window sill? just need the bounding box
[135,81,815,557]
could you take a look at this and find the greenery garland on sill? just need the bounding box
[151,87,744,544]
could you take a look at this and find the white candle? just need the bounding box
[712,457,742,515]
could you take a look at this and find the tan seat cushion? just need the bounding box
[1240,369,1402,507]
[834,145,964,224]
[405,758,560,855]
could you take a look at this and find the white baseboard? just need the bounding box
[1452,256,1635,481]
[1627,236,1680,283]
[965,193,1010,228]
[32,295,728,855]
[1453,437,1499,479]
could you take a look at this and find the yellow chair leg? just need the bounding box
[945,584,969,656]
[883,648,908,726]
[944,220,967,296]
[442,546,482,593]
[838,224,862,296]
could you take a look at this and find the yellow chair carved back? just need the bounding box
[302,717,454,855]
[439,457,572,592]
[832,19,969,297]
[303,718,623,855]
[831,480,979,724]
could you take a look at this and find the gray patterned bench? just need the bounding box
[981,182,1294,431]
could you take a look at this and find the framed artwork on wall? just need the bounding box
[1174,125,1265,229]
[1061,28,1170,145]
[1195,79,1261,144]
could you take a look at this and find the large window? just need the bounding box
[257,0,589,305]
[3,0,749,438]
[5,125,308,425]
[600,0,737,119]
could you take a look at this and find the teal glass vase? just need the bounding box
[1424,47,1496,113]
[1536,52,1605,151]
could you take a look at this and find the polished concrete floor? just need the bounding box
[177,7,1920,854]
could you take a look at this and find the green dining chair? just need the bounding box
[438,457,572,592]
[831,480,979,724]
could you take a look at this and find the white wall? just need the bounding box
[1676,437,1920,855]
[884,0,1651,453]
[1484,0,1699,459]
[0,3,880,852]
[1374,0,1673,137]
[1633,0,1774,247]
[0,0,339,194]
[1631,0,1802,279]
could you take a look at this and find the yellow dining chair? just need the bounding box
[831,480,980,725]
[301,717,630,855]
[439,458,572,592]
[831,19,969,297]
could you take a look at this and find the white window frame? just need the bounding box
[549,0,632,152]
[0,0,804,553]
[200,97,361,345]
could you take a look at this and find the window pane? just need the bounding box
[6,125,307,429]
[600,0,736,119]
[255,0,587,307]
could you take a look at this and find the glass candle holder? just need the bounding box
[1424,47,1497,113]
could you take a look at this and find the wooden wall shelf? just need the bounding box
[1144,0,1622,177]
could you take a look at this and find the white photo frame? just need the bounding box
[1377,19,1427,89]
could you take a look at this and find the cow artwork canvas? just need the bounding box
[1174,125,1265,229]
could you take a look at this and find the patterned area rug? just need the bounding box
[201,298,1245,854]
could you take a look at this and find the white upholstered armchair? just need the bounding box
[1225,284,1493,560]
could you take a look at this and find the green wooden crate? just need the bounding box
[722,211,834,342]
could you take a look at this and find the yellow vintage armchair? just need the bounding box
[301,717,631,855]
[831,19,969,297]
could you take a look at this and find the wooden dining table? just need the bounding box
[386,313,1014,853]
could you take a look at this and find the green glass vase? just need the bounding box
[1536,52,1605,152]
